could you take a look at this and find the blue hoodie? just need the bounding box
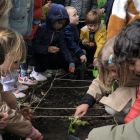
[33,3,74,63]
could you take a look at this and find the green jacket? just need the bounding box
[88,116,140,140]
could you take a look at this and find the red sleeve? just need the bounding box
[124,88,140,123]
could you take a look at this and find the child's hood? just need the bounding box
[46,3,69,27]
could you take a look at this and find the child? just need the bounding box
[64,6,87,66]
[64,0,98,29]
[0,27,43,140]
[0,0,28,98]
[87,19,140,140]
[18,0,44,85]
[80,10,106,66]
[74,37,136,123]
[31,3,75,81]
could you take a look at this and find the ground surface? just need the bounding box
[3,69,115,140]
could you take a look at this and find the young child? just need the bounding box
[64,6,87,67]
[87,19,140,140]
[64,0,98,29]
[74,37,136,123]
[0,27,43,140]
[80,10,106,66]
[0,0,28,99]
[31,3,75,81]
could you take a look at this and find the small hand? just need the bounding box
[48,46,60,53]
[0,112,9,129]
[82,39,89,46]
[89,42,94,47]
[80,55,87,63]
[74,104,89,118]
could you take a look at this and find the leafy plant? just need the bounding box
[68,117,89,135]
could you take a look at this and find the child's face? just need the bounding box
[68,8,79,25]
[52,20,66,30]
[107,64,118,79]
[129,58,140,75]
[87,24,99,32]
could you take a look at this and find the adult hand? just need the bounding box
[48,46,60,53]
[74,104,89,118]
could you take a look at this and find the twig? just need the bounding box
[33,115,113,118]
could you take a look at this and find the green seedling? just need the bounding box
[68,117,89,135]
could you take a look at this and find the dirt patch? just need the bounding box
[3,70,115,140]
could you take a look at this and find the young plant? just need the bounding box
[68,117,89,135]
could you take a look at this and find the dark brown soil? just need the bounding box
[3,70,115,140]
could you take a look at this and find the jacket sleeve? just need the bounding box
[0,101,32,137]
[58,31,74,63]
[94,26,107,58]
[124,89,140,123]
[79,94,96,107]
[88,116,140,140]
[87,77,111,101]
[64,26,84,57]
[32,25,49,54]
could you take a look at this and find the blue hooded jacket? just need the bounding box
[64,23,84,58]
[33,3,74,63]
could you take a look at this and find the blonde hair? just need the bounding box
[97,37,116,86]
[0,27,26,75]
[65,6,76,15]
[85,10,101,25]
[0,0,12,18]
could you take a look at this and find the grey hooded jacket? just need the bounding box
[9,0,34,36]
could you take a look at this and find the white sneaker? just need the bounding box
[12,90,26,98]
[17,83,29,91]
[30,71,47,81]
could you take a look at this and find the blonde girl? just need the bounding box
[0,27,43,140]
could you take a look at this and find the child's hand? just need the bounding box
[82,39,89,46]
[20,107,33,121]
[93,58,98,67]
[80,55,87,63]
[69,63,75,73]
[48,46,60,53]
[0,112,9,129]
[89,42,94,47]
[27,127,43,140]
[74,104,89,118]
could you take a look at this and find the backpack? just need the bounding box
[9,0,34,36]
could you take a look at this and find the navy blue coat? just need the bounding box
[33,3,74,63]
[64,24,84,57]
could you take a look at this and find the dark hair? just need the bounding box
[114,19,140,63]
[114,19,140,86]
[85,10,101,25]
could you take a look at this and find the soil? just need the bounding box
[3,69,115,140]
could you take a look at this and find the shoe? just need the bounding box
[18,75,38,85]
[44,69,55,78]
[55,69,66,76]
[30,71,47,81]
[17,83,29,91]
[12,90,26,98]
